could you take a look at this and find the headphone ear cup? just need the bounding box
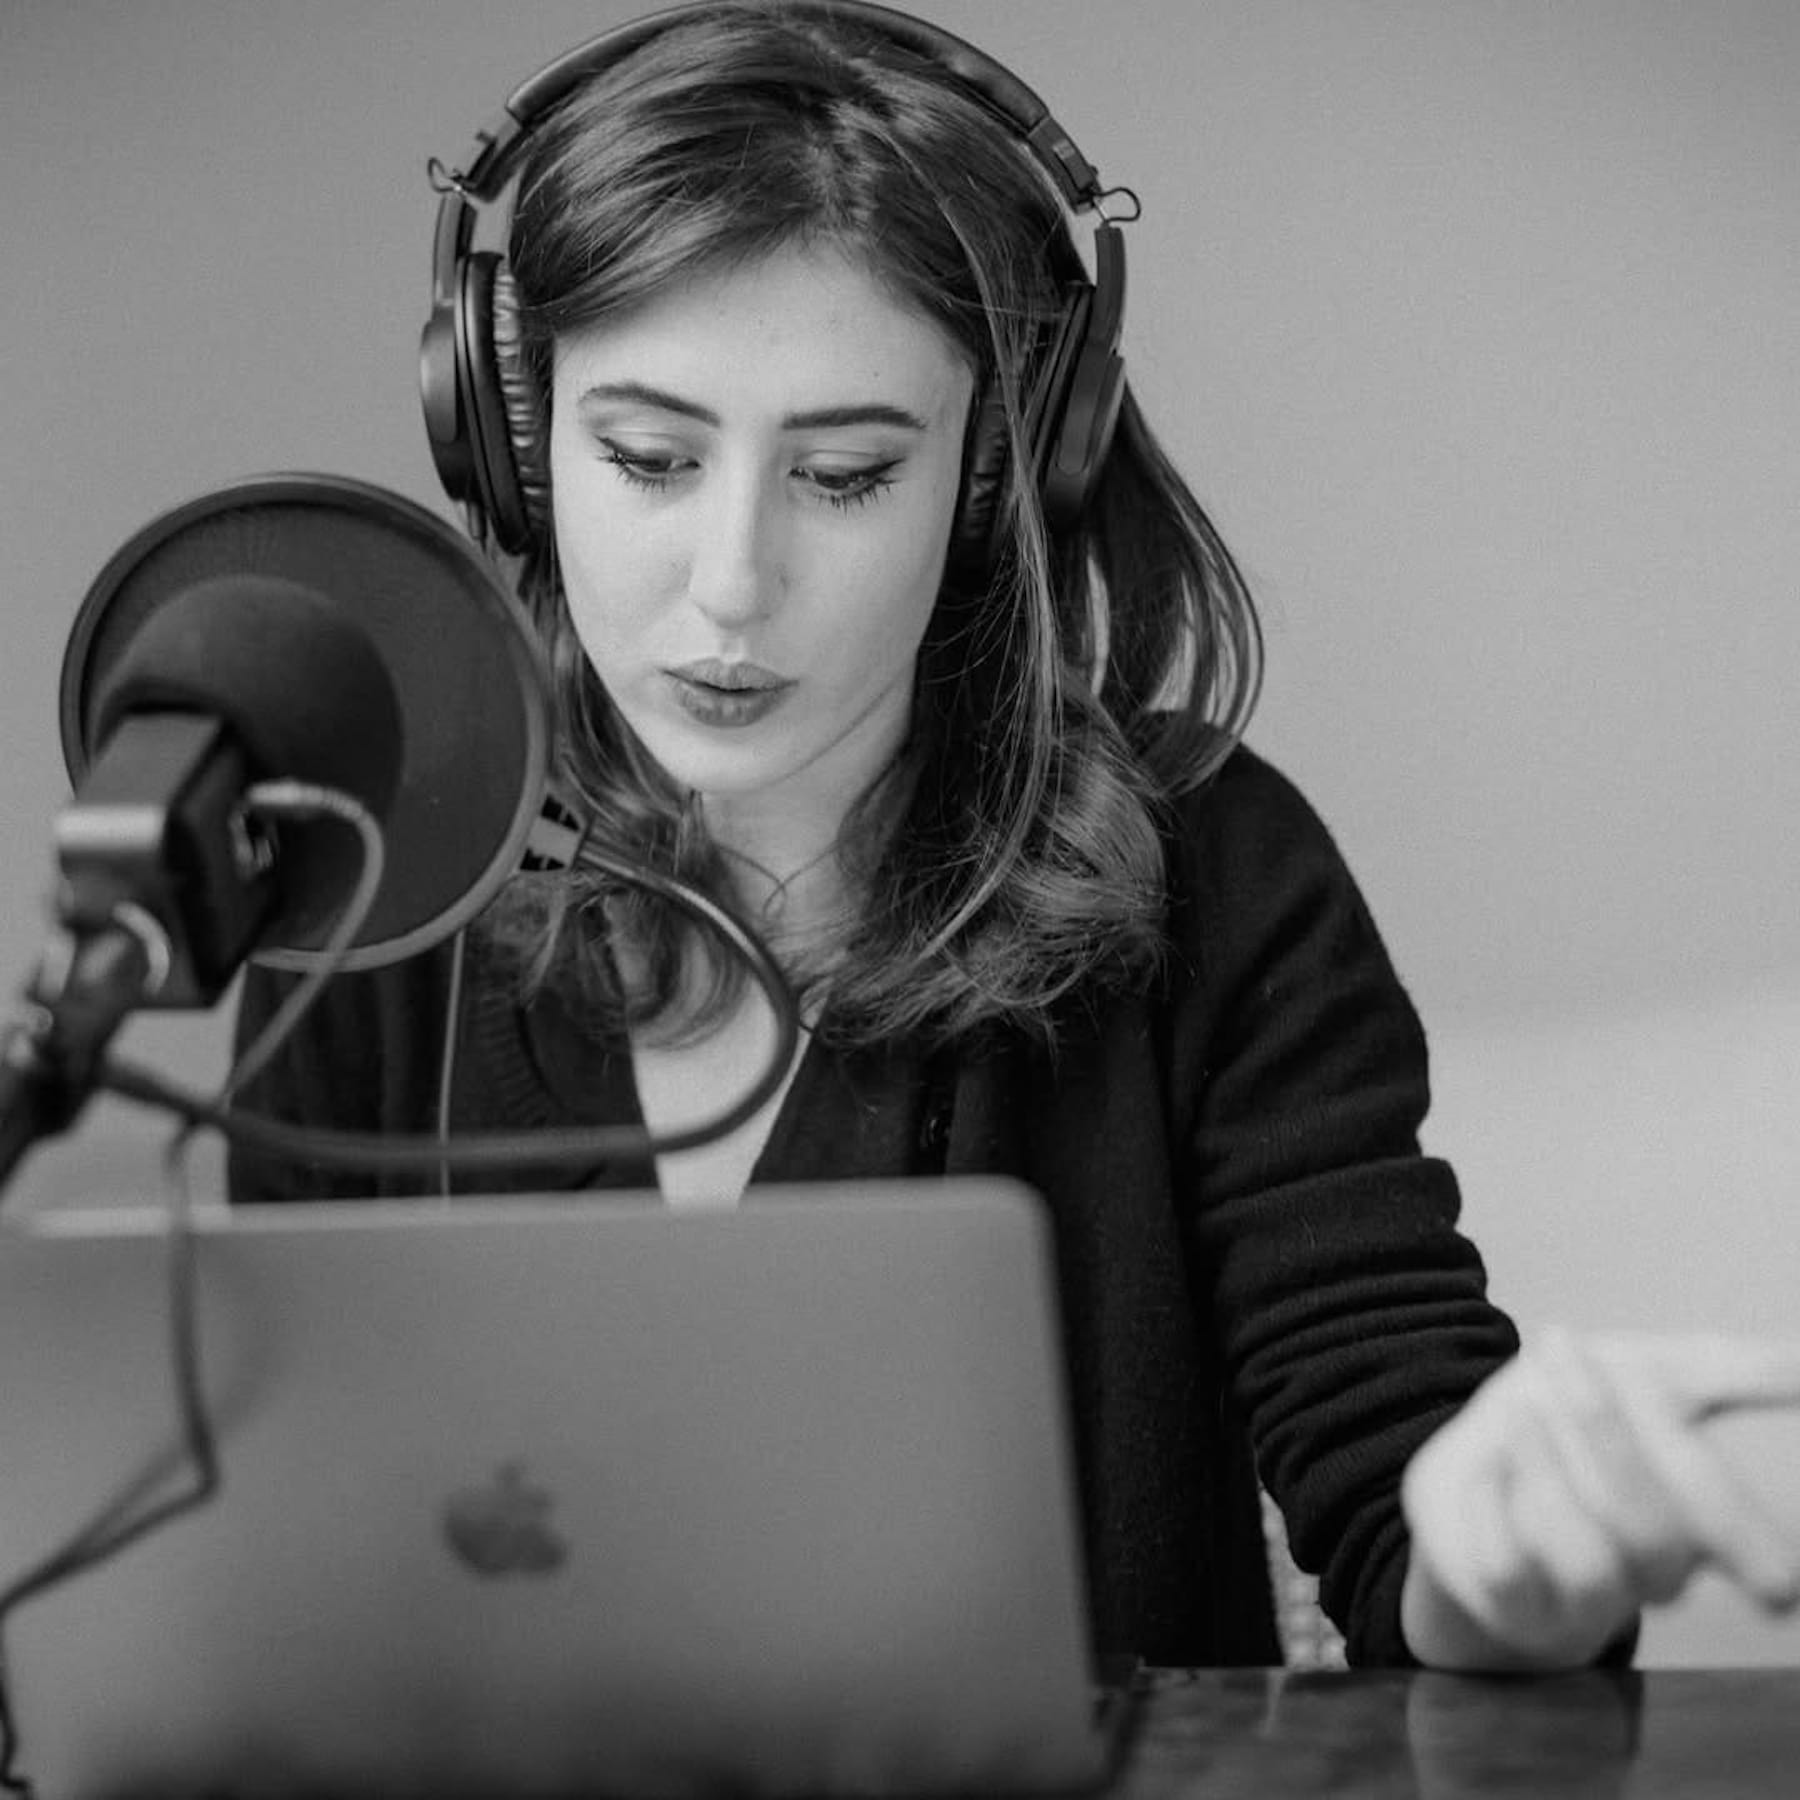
[1041,223,1128,528]
[949,383,1011,583]
[419,286,476,513]
[457,252,539,555]
[1028,285,1102,532]
[950,286,1092,584]
[488,263,551,551]
[1041,337,1125,530]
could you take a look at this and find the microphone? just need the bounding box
[1,474,551,1186]
[62,571,408,1004]
[60,473,551,969]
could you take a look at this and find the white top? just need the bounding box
[630,981,809,1206]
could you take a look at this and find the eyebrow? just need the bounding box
[573,380,930,434]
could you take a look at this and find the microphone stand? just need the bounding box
[0,926,156,1190]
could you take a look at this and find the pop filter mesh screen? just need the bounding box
[62,479,549,965]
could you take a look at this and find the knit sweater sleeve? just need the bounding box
[1165,748,1520,1665]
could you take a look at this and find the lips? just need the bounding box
[669,658,790,693]
[663,659,795,728]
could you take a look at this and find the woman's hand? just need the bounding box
[1399,1328,1800,1670]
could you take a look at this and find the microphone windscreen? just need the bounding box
[91,573,405,822]
[61,476,551,969]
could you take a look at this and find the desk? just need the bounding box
[1116,1667,1800,1797]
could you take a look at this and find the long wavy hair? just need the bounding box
[487,0,1263,1048]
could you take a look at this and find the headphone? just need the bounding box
[418,0,1133,575]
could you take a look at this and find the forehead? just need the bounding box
[551,244,973,422]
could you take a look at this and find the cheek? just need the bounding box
[820,546,944,689]
[549,427,630,602]
[555,549,649,705]
[886,493,959,642]
[827,469,960,651]
[551,485,666,660]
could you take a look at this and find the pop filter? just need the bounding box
[58,474,551,972]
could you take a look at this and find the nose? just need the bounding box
[686,460,782,630]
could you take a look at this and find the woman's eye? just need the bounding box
[599,442,690,490]
[597,440,897,510]
[799,462,899,510]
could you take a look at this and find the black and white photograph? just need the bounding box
[2,4,1798,1793]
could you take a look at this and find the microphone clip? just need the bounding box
[0,711,282,1193]
[52,710,281,1011]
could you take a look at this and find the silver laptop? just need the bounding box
[0,1178,1114,1798]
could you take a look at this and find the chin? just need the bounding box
[628,716,797,801]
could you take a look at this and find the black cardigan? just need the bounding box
[230,747,1521,1668]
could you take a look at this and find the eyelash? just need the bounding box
[598,444,898,511]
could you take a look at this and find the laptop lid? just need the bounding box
[0,1178,1110,1798]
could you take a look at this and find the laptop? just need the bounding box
[0,1178,1121,1798]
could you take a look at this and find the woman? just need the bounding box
[232,0,1800,1673]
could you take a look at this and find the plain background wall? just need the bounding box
[4,2,1798,1663]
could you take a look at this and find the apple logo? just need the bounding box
[442,1460,570,1576]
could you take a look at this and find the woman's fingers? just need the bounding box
[1610,1333,1800,1424]
[1525,1329,1705,1603]
[1405,1382,1633,1662]
[1530,1330,1800,1608]
[1403,1404,1544,1654]
[1403,1328,1800,1666]
[1594,1340,1800,1610]
[1504,1418,1639,1641]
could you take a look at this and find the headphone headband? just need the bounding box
[421,0,1133,564]
[451,2,1101,204]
